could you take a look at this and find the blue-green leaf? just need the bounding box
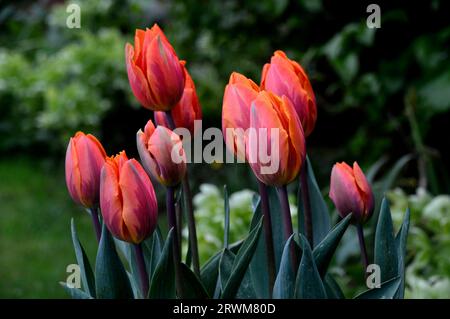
[273,234,297,299]
[313,214,352,277]
[200,251,221,297]
[60,282,93,299]
[180,263,209,299]
[295,234,327,299]
[95,223,133,299]
[354,277,401,299]
[70,219,96,297]
[148,228,176,299]
[394,208,410,299]
[374,198,398,283]
[221,218,263,299]
[298,157,331,247]
[323,274,345,299]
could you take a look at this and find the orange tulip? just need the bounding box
[154,61,202,134]
[65,132,107,208]
[100,151,158,244]
[137,120,187,187]
[246,91,306,186]
[261,50,317,137]
[222,72,260,161]
[125,24,185,111]
[329,161,374,224]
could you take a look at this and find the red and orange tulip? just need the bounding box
[137,119,187,187]
[329,161,374,224]
[125,24,185,111]
[246,91,306,186]
[222,72,260,161]
[155,61,202,134]
[65,131,107,208]
[100,151,158,244]
[261,50,317,137]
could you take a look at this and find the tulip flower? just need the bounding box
[125,24,185,111]
[100,151,158,244]
[329,161,374,224]
[155,62,202,135]
[246,91,306,187]
[261,50,317,137]
[65,131,107,209]
[222,72,260,161]
[137,119,187,187]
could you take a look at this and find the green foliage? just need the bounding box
[388,188,450,298]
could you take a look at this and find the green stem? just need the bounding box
[300,163,314,247]
[276,185,298,269]
[258,181,276,295]
[182,176,200,277]
[356,224,369,274]
[89,207,101,243]
[133,243,149,298]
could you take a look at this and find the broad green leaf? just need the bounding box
[313,214,352,277]
[354,277,401,299]
[374,198,398,283]
[394,208,410,299]
[298,157,331,247]
[273,234,297,299]
[70,219,96,297]
[221,218,263,299]
[148,228,176,299]
[380,154,413,195]
[180,263,209,299]
[267,187,285,268]
[60,282,93,299]
[295,234,327,299]
[219,248,235,290]
[200,251,221,297]
[366,156,388,183]
[323,274,345,299]
[144,227,163,278]
[95,223,133,299]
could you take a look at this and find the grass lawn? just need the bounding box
[0,157,98,298]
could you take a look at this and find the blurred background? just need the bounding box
[0,0,449,298]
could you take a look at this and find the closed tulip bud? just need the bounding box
[154,61,202,134]
[100,151,158,244]
[247,91,306,186]
[137,120,187,187]
[125,24,185,111]
[222,72,260,161]
[329,161,374,224]
[65,132,107,208]
[261,50,317,137]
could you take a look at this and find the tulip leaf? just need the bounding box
[219,248,235,290]
[144,227,163,278]
[394,208,410,299]
[294,233,327,299]
[323,274,345,299]
[60,282,93,299]
[221,217,263,299]
[298,157,331,248]
[273,234,297,299]
[374,198,398,283]
[95,223,133,299]
[313,214,352,277]
[179,263,209,299]
[249,194,270,298]
[200,251,221,297]
[224,185,230,249]
[354,276,401,299]
[70,218,96,297]
[148,228,176,299]
[266,187,286,268]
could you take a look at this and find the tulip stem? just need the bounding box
[166,186,184,298]
[356,224,369,274]
[276,185,298,269]
[258,181,276,295]
[300,163,314,247]
[164,111,176,130]
[133,243,149,298]
[182,176,201,277]
[89,207,102,243]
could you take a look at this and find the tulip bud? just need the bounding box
[100,151,158,244]
[154,61,202,135]
[246,91,306,186]
[125,24,185,111]
[329,161,374,224]
[222,72,260,161]
[261,50,317,137]
[137,120,187,187]
[65,132,107,208]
